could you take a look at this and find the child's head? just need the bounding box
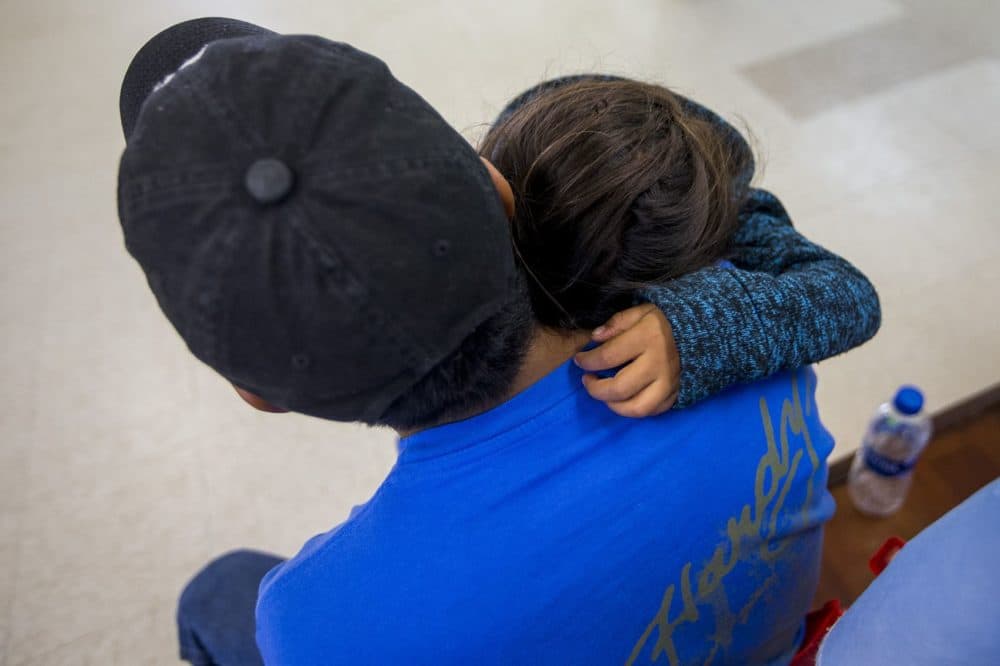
[479,77,754,329]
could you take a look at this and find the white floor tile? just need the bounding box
[870,57,1000,154]
[0,512,19,666]
[6,435,207,661]
[676,0,902,66]
[11,603,174,666]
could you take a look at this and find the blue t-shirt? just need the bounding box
[255,361,835,665]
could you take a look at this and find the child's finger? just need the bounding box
[649,388,679,416]
[581,360,655,403]
[591,303,657,342]
[606,381,676,419]
[574,327,647,372]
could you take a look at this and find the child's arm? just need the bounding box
[656,188,881,406]
[576,188,881,411]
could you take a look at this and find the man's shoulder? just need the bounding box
[255,500,390,661]
[658,367,825,435]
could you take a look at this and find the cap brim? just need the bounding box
[120,17,277,141]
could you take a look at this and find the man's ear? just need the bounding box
[480,157,515,219]
[233,385,289,413]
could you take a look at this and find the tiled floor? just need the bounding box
[815,403,1000,607]
[1,1,998,663]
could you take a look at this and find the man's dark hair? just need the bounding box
[479,78,754,330]
[375,274,535,431]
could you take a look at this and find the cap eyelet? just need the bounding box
[432,239,451,257]
[245,158,295,205]
[291,353,311,370]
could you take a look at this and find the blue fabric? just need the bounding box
[255,362,835,664]
[818,476,1000,665]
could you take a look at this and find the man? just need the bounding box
[119,18,839,665]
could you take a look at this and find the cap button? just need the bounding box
[245,158,294,205]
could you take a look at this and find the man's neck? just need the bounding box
[397,327,591,438]
[505,327,591,401]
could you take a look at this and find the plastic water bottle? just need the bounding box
[847,385,933,517]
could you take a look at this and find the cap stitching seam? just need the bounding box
[200,219,245,368]
[302,149,476,181]
[286,203,427,412]
[118,163,234,193]
[120,180,233,219]
[182,54,262,151]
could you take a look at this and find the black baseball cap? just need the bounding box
[117,18,518,423]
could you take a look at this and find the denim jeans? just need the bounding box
[177,550,285,666]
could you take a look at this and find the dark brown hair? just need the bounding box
[479,78,754,329]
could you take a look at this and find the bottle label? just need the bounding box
[864,447,916,477]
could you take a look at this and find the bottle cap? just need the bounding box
[893,386,924,415]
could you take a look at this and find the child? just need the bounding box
[481,75,880,417]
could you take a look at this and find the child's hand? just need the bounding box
[573,304,680,418]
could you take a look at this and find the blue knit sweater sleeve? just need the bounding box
[641,189,881,407]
